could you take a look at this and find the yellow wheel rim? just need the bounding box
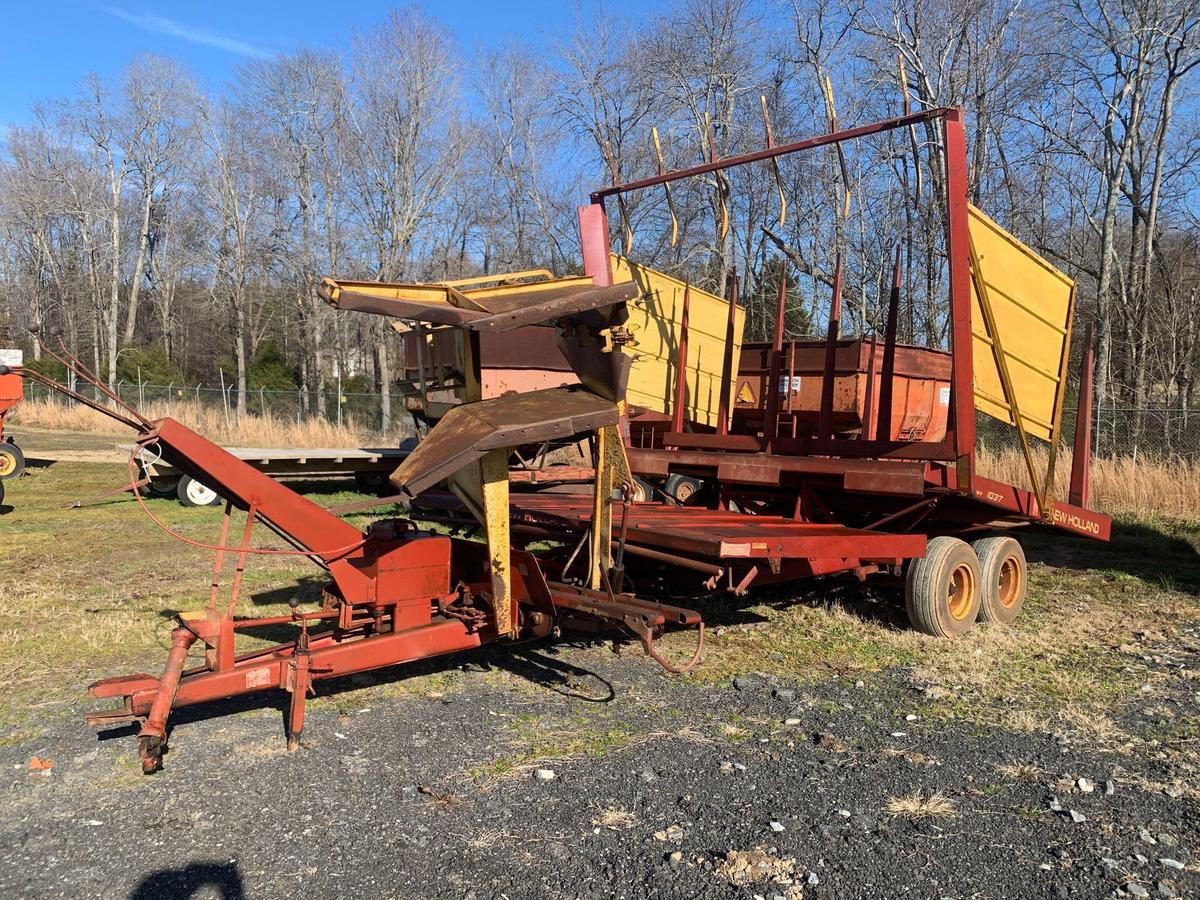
[0,451,15,477]
[997,556,1022,608]
[947,563,976,621]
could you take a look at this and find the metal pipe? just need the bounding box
[590,108,955,202]
[7,366,145,431]
[763,271,788,446]
[618,542,723,576]
[862,497,936,531]
[415,509,723,577]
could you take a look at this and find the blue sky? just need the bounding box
[0,1,639,126]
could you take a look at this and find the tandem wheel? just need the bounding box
[971,535,1027,625]
[904,536,981,638]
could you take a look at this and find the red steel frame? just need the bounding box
[577,106,1109,546]
[12,342,708,772]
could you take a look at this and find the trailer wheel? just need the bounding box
[905,536,981,638]
[177,474,220,507]
[664,474,704,505]
[147,474,181,498]
[629,477,656,502]
[0,442,25,479]
[354,471,389,492]
[971,535,1026,625]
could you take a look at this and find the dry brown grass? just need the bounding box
[995,761,1043,781]
[714,848,799,886]
[12,396,371,448]
[977,445,1200,521]
[591,806,636,830]
[885,790,956,819]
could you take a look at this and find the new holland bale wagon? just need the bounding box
[3,105,1110,770]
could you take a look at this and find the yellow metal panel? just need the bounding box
[611,256,745,429]
[968,204,1075,442]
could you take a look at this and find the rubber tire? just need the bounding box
[0,442,25,479]
[630,477,656,502]
[664,474,704,505]
[354,471,389,492]
[971,535,1026,625]
[905,536,982,638]
[147,474,182,497]
[177,474,220,507]
[0,477,5,507]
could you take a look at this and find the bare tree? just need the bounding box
[343,6,465,432]
[119,55,199,347]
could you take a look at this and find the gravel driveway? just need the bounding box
[0,633,1195,900]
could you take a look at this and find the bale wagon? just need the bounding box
[4,105,1109,770]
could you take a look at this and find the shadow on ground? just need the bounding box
[129,861,244,900]
[1025,519,1200,593]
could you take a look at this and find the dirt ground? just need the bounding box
[0,428,1198,899]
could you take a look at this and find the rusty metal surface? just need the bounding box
[391,386,619,497]
[629,447,928,496]
[508,493,926,563]
[322,286,490,326]
[323,277,638,334]
[734,339,952,442]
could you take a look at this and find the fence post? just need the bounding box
[297,387,302,424]
[260,387,266,416]
[137,366,144,408]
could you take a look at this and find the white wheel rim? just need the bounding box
[186,479,217,505]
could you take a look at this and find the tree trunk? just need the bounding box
[375,323,391,434]
[106,201,121,389]
[123,187,154,345]
[233,297,248,415]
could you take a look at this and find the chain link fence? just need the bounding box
[977,405,1200,460]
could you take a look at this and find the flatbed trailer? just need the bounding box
[123,442,415,506]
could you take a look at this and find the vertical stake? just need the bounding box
[716,270,738,435]
[670,283,691,436]
[876,246,902,441]
[817,252,844,442]
[1069,322,1096,509]
[763,270,788,448]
